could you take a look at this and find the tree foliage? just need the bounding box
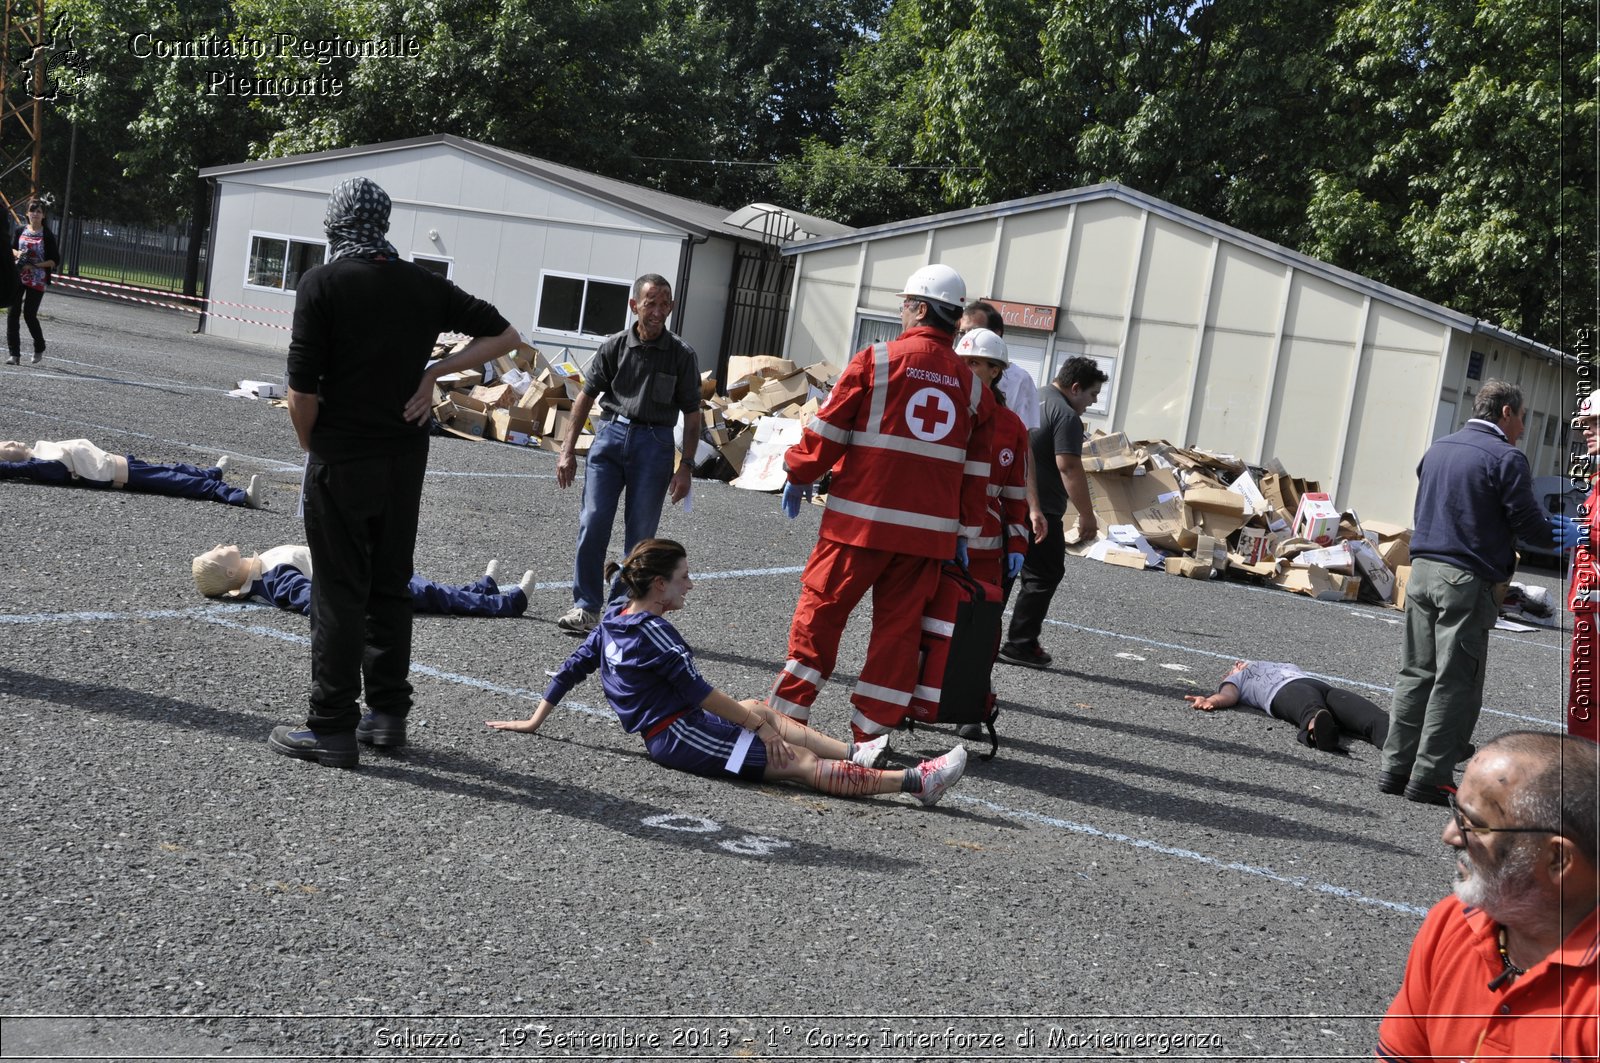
[18,0,1591,345]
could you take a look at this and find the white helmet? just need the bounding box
[1581,390,1600,419]
[955,327,1008,366]
[898,264,966,310]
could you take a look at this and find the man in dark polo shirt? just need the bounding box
[269,177,517,768]
[998,355,1106,669]
[555,273,701,634]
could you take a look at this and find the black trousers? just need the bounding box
[1269,677,1390,748]
[1005,512,1065,649]
[302,447,427,733]
[8,286,44,356]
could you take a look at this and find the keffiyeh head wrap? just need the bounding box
[324,177,399,262]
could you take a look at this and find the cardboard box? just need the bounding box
[488,409,536,444]
[1294,541,1355,572]
[469,383,516,410]
[1234,524,1270,565]
[756,369,811,410]
[435,370,483,390]
[1134,498,1192,552]
[1080,432,1142,473]
[1293,492,1341,545]
[1087,466,1182,533]
[1227,469,1270,516]
[1349,538,1397,603]
[1100,545,1152,569]
[1182,487,1249,540]
[439,403,487,438]
[1392,564,1412,609]
[1272,567,1361,601]
[726,355,798,386]
[1165,557,1213,579]
[235,379,285,399]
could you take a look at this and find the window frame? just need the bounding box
[533,269,634,339]
[412,254,453,279]
[242,231,328,294]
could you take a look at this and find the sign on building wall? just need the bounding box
[982,298,1058,332]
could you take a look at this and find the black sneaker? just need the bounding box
[998,642,1052,669]
[268,725,358,768]
[356,710,408,748]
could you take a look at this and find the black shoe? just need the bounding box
[5,356,17,365]
[1377,770,1410,795]
[1403,780,1453,806]
[998,642,1052,669]
[268,725,358,768]
[356,710,408,748]
[1306,708,1341,751]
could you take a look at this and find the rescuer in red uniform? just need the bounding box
[771,264,995,741]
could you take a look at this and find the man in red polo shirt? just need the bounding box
[1376,731,1598,1060]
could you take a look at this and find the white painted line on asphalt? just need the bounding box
[947,794,1431,918]
[1,404,303,471]
[0,599,1442,912]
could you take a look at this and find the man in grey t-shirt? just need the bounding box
[998,356,1106,669]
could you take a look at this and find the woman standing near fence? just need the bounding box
[9,199,58,365]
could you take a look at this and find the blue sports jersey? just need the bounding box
[545,607,714,735]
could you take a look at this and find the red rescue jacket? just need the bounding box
[785,326,994,559]
[968,402,1030,564]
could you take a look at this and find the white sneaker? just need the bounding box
[851,734,890,768]
[216,455,231,474]
[518,570,536,595]
[556,606,598,634]
[245,474,263,509]
[915,745,968,807]
[484,559,501,582]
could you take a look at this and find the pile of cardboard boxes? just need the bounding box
[426,342,839,484]
[1076,433,1412,607]
[422,343,1418,608]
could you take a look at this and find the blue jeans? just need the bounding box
[572,419,676,612]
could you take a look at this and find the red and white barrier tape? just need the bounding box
[61,274,295,315]
[55,278,291,331]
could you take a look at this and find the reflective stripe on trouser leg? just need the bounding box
[849,552,943,739]
[775,538,889,724]
[768,659,823,723]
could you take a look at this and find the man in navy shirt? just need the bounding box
[1379,380,1576,804]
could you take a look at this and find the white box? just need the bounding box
[1293,492,1341,545]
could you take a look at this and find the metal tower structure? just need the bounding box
[0,0,46,219]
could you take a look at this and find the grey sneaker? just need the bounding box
[556,606,598,634]
[518,569,536,595]
[915,745,968,807]
[485,559,501,582]
[850,734,890,768]
[216,455,231,475]
[245,474,263,509]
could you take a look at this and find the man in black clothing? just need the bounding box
[998,355,1106,669]
[269,177,517,768]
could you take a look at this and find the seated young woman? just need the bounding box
[487,538,968,806]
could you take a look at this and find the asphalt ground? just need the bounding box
[0,292,1574,1062]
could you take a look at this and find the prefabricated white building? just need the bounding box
[781,183,1572,528]
[198,134,849,376]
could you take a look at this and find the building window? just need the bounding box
[412,255,451,279]
[245,234,326,292]
[852,315,899,351]
[535,272,630,337]
[1467,351,1484,380]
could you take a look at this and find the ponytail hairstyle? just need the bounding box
[604,538,687,601]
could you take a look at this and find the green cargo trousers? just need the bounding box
[1380,557,1499,786]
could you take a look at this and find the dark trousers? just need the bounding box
[1270,677,1390,748]
[7,286,43,356]
[1005,513,1064,649]
[302,448,427,733]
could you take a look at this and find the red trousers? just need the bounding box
[1569,612,1600,744]
[771,538,942,740]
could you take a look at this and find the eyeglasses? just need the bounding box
[1448,794,1561,839]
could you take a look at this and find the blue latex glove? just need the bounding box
[1006,551,1025,580]
[781,482,811,519]
[954,537,969,569]
[1551,515,1585,551]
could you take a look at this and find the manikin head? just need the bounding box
[0,441,33,462]
[191,544,252,597]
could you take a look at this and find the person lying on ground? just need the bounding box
[486,537,969,806]
[0,439,261,508]
[192,544,534,618]
[1183,659,1389,751]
